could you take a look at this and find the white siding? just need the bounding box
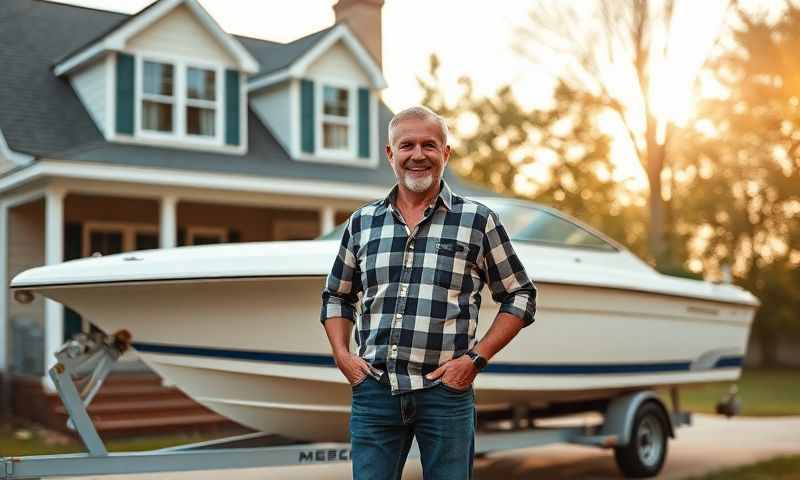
[250,82,292,152]
[70,59,107,134]
[306,41,370,84]
[127,5,236,67]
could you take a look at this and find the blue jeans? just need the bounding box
[350,376,476,480]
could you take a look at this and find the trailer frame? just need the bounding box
[1,331,692,479]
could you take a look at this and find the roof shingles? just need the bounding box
[0,0,491,196]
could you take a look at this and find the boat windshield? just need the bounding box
[316,198,616,251]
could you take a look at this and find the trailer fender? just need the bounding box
[600,391,674,446]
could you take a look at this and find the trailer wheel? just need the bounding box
[613,401,668,478]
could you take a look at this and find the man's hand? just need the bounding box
[426,355,477,391]
[324,317,370,385]
[334,351,371,385]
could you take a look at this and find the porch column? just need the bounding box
[0,202,8,371]
[43,188,65,391]
[320,205,335,236]
[160,196,177,248]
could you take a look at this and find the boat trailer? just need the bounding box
[2,331,693,479]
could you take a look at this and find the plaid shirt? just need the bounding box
[321,181,537,394]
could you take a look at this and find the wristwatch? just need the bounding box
[466,350,488,372]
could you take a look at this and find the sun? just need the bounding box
[649,60,698,132]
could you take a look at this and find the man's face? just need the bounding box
[386,117,451,194]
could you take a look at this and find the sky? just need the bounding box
[49,0,736,191]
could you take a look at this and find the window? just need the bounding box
[83,222,160,257]
[186,226,227,245]
[137,57,222,142]
[321,85,351,151]
[142,61,174,132]
[186,67,216,137]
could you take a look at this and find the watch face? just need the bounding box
[473,355,487,371]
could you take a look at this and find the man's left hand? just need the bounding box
[426,355,477,390]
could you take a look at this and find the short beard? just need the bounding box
[402,172,435,193]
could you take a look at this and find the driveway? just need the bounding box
[59,414,800,480]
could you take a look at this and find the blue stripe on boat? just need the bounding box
[132,342,743,375]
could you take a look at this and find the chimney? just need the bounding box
[333,0,384,68]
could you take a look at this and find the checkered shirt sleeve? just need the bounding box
[482,211,537,326]
[320,217,361,323]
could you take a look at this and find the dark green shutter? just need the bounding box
[116,53,135,135]
[63,222,83,341]
[300,79,315,154]
[358,88,370,158]
[225,69,240,146]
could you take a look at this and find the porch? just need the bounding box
[0,178,361,432]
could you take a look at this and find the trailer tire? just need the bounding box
[613,401,669,478]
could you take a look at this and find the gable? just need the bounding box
[126,5,236,67]
[305,40,371,85]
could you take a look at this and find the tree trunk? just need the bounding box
[646,120,667,265]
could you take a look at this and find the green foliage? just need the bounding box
[674,5,800,354]
[662,368,800,416]
[416,4,800,360]
[418,54,648,259]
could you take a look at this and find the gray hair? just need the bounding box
[387,106,449,146]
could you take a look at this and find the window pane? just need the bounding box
[135,233,159,250]
[187,67,215,100]
[187,106,215,136]
[192,234,223,245]
[89,231,123,256]
[143,62,173,96]
[323,86,348,117]
[143,101,173,132]
[323,123,349,150]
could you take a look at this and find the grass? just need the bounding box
[685,454,800,480]
[662,368,800,416]
[0,419,223,457]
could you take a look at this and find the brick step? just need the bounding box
[92,412,232,432]
[82,383,178,396]
[46,389,188,408]
[92,373,166,387]
[53,397,201,415]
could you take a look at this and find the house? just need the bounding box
[0,0,487,432]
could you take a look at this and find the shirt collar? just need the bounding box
[379,179,454,214]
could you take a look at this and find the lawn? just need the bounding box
[663,368,800,416]
[0,419,223,457]
[685,454,800,480]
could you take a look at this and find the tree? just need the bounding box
[674,5,800,364]
[515,0,731,267]
[419,55,648,257]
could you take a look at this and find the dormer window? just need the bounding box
[186,67,216,137]
[136,56,222,143]
[142,61,174,133]
[321,85,351,152]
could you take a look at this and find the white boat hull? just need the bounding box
[34,274,754,442]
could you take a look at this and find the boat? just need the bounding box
[9,197,759,442]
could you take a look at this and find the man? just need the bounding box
[320,106,537,479]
